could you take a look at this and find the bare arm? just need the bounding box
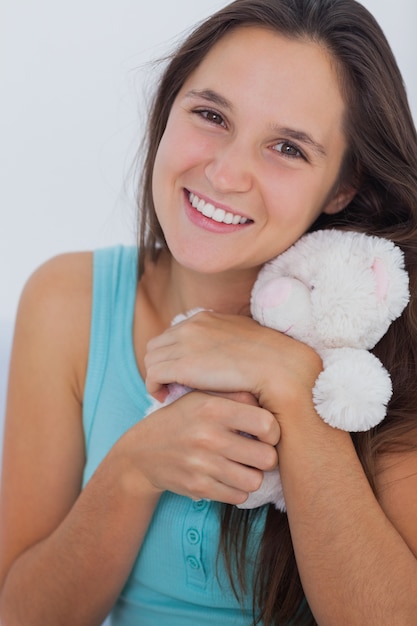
[277,406,417,625]
[0,255,160,626]
[145,310,417,625]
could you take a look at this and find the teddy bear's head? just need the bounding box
[250,230,409,351]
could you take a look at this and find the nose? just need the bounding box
[204,138,253,194]
[251,276,313,333]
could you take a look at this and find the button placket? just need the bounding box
[183,500,211,588]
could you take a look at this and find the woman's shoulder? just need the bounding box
[20,251,93,325]
[15,251,94,399]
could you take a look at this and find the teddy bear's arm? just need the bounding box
[313,347,392,431]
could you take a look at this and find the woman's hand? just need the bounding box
[119,389,280,505]
[145,310,323,421]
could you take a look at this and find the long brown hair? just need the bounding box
[137,1,417,624]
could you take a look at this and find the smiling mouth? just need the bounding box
[189,191,251,225]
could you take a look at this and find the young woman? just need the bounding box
[1,1,417,624]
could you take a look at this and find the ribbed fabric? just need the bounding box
[82,246,268,625]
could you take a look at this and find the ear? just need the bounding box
[323,186,357,215]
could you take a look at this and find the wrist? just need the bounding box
[104,435,163,506]
[255,333,323,420]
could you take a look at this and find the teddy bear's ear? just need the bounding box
[372,258,389,302]
[323,187,357,215]
[368,239,410,322]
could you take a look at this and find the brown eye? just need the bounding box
[198,109,226,127]
[273,141,303,158]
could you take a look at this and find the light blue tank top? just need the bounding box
[82,246,267,625]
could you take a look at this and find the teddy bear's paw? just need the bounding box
[170,307,209,326]
[313,348,392,431]
[236,468,286,511]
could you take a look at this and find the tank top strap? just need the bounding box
[83,245,138,443]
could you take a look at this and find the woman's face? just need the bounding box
[152,26,352,275]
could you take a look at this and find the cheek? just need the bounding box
[152,131,175,186]
[151,147,166,209]
[260,171,302,219]
[154,119,212,181]
[152,128,187,205]
[262,172,331,231]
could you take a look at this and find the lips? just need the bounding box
[188,191,250,225]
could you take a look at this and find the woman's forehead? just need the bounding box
[177,26,347,153]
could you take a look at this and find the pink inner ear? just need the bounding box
[372,258,388,301]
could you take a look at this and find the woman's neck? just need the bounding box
[142,250,259,329]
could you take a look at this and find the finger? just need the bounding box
[220,431,279,472]
[209,390,259,406]
[184,480,255,506]
[186,392,281,447]
[187,395,280,467]
[150,385,170,403]
[145,363,190,396]
[223,402,281,447]
[146,311,209,352]
[160,392,279,471]
[146,326,179,352]
[178,456,265,504]
[148,457,253,505]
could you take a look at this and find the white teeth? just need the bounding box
[202,203,215,218]
[212,208,225,222]
[188,192,249,226]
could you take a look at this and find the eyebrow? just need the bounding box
[184,88,327,159]
[184,88,234,111]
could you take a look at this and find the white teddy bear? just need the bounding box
[147,229,410,512]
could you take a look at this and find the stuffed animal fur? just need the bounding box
[147,229,410,512]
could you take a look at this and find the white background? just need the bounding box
[0,0,416,458]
